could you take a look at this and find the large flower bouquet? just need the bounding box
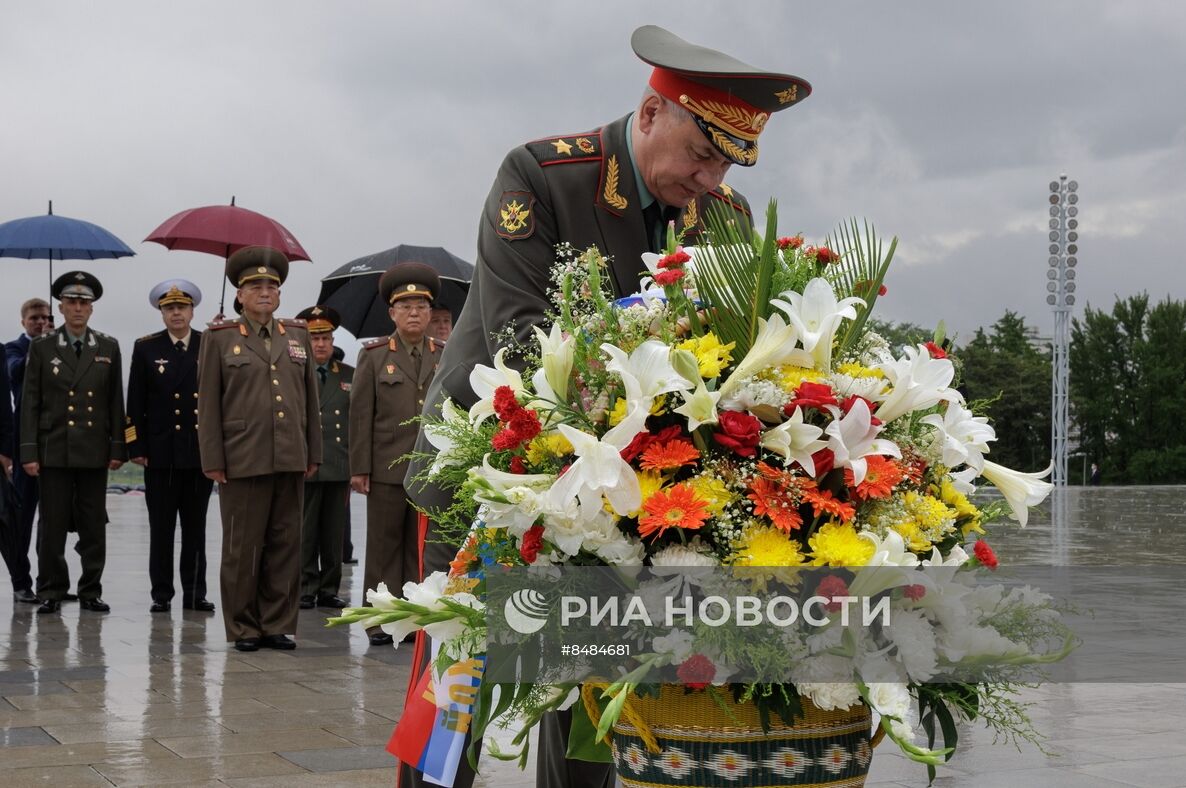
[331,205,1072,783]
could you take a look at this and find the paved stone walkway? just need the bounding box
[1,490,1184,786]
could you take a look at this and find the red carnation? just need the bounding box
[493,386,520,421]
[676,653,716,690]
[840,395,882,426]
[816,574,850,612]
[658,248,692,268]
[973,540,999,570]
[924,341,947,359]
[520,524,545,564]
[713,410,763,457]
[879,284,888,296]
[777,235,804,250]
[814,246,841,265]
[903,584,927,601]
[508,408,542,443]
[654,269,687,287]
[620,424,683,463]
[509,456,527,474]
[788,381,838,412]
[491,428,521,451]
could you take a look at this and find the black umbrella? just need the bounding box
[317,244,473,339]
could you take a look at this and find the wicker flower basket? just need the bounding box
[603,686,877,787]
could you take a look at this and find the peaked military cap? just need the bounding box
[226,246,290,287]
[295,305,341,333]
[149,278,202,309]
[52,270,103,302]
[631,25,811,166]
[379,262,439,305]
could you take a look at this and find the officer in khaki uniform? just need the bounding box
[295,305,352,610]
[20,271,127,614]
[198,247,322,652]
[349,263,444,646]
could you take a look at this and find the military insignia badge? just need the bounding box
[576,136,596,154]
[233,345,242,355]
[340,381,352,392]
[496,191,535,240]
[386,364,396,375]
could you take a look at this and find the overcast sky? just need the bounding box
[2,1,1184,363]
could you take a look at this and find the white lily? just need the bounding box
[760,406,827,474]
[468,348,525,424]
[601,340,695,411]
[546,404,649,521]
[823,398,901,486]
[980,460,1054,527]
[423,399,466,475]
[921,401,996,472]
[875,344,962,423]
[532,324,574,407]
[860,529,920,568]
[469,454,556,535]
[674,384,722,431]
[949,466,980,495]
[771,278,865,371]
[718,314,810,400]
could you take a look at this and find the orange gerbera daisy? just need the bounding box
[638,484,711,541]
[802,486,856,522]
[845,455,905,501]
[449,534,479,577]
[640,438,700,471]
[747,476,804,532]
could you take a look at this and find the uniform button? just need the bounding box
[87,406,93,412]
[193,393,198,399]
[68,420,75,427]
[335,423,340,429]
[335,437,341,442]
[87,421,93,427]
[175,425,181,431]
[278,411,285,419]
[174,409,181,415]
[174,393,181,400]
[68,405,75,412]
[69,390,75,396]
[193,409,198,415]
[87,391,93,397]
[272,379,279,385]
[275,395,282,402]
[334,409,340,415]
[418,399,424,406]
[271,364,277,370]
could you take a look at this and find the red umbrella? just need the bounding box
[145,196,311,312]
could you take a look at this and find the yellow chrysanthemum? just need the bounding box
[686,475,735,515]
[623,471,666,517]
[903,491,957,540]
[808,521,875,567]
[937,479,984,536]
[892,520,933,553]
[608,396,665,426]
[760,364,825,394]
[836,361,885,379]
[677,333,735,379]
[732,523,807,567]
[525,432,575,464]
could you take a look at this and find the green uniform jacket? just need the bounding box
[349,335,445,486]
[405,113,753,513]
[197,317,323,479]
[310,358,353,482]
[20,326,127,467]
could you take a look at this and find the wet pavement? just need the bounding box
[0,487,1184,786]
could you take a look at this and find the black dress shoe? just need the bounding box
[150,601,171,613]
[342,557,359,565]
[316,594,348,609]
[15,589,39,604]
[234,637,260,652]
[37,599,61,615]
[299,595,315,609]
[79,598,110,612]
[183,599,215,612]
[369,632,394,646]
[260,634,296,650]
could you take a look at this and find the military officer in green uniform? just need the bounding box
[295,305,352,610]
[349,262,444,647]
[21,271,127,614]
[401,26,812,788]
[198,247,322,652]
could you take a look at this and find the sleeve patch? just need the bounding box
[496,191,536,241]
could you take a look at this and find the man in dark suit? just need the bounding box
[349,263,445,647]
[126,280,215,614]
[295,305,351,610]
[21,272,127,615]
[198,247,322,652]
[3,298,52,604]
[400,25,811,788]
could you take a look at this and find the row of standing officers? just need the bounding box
[0,250,445,654]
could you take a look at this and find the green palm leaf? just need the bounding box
[825,218,898,355]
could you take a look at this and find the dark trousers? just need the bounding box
[217,473,302,642]
[1,464,37,591]
[342,508,355,562]
[145,466,213,604]
[362,482,418,631]
[300,480,347,599]
[36,467,107,601]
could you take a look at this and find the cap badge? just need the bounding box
[775,86,798,105]
[74,272,85,280]
[257,266,267,274]
[406,284,416,292]
[311,307,323,315]
[233,345,241,355]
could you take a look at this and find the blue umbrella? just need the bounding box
[0,201,135,298]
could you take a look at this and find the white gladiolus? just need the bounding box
[875,344,962,423]
[771,278,865,371]
[980,460,1054,527]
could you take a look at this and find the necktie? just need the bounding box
[643,201,663,253]
[259,325,271,352]
[174,340,185,353]
[73,339,82,358]
[318,365,327,385]
[410,344,422,378]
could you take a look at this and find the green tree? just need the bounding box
[866,318,932,354]
[957,311,1052,472]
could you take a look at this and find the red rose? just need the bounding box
[808,447,835,476]
[777,235,804,250]
[620,424,683,463]
[903,584,927,601]
[654,269,687,287]
[676,653,716,690]
[788,381,838,412]
[814,246,840,265]
[493,386,520,421]
[840,395,882,426]
[520,524,545,564]
[816,574,850,612]
[713,411,763,457]
[973,540,999,570]
[924,341,947,359]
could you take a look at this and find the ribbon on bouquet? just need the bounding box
[390,638,486,787]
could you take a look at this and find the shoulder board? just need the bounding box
[363,337,393,350]
[90,329,111,339]
[706,185,751,217]
[526,130,603,167]
[207,319,241,331]
[428,337,446,353]
[135,330,165,344]
[278,318,306,328]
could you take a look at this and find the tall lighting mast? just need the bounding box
[1047,175,1079,487]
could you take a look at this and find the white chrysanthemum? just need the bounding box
[798,682,862,711]
[651,542,720,568]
